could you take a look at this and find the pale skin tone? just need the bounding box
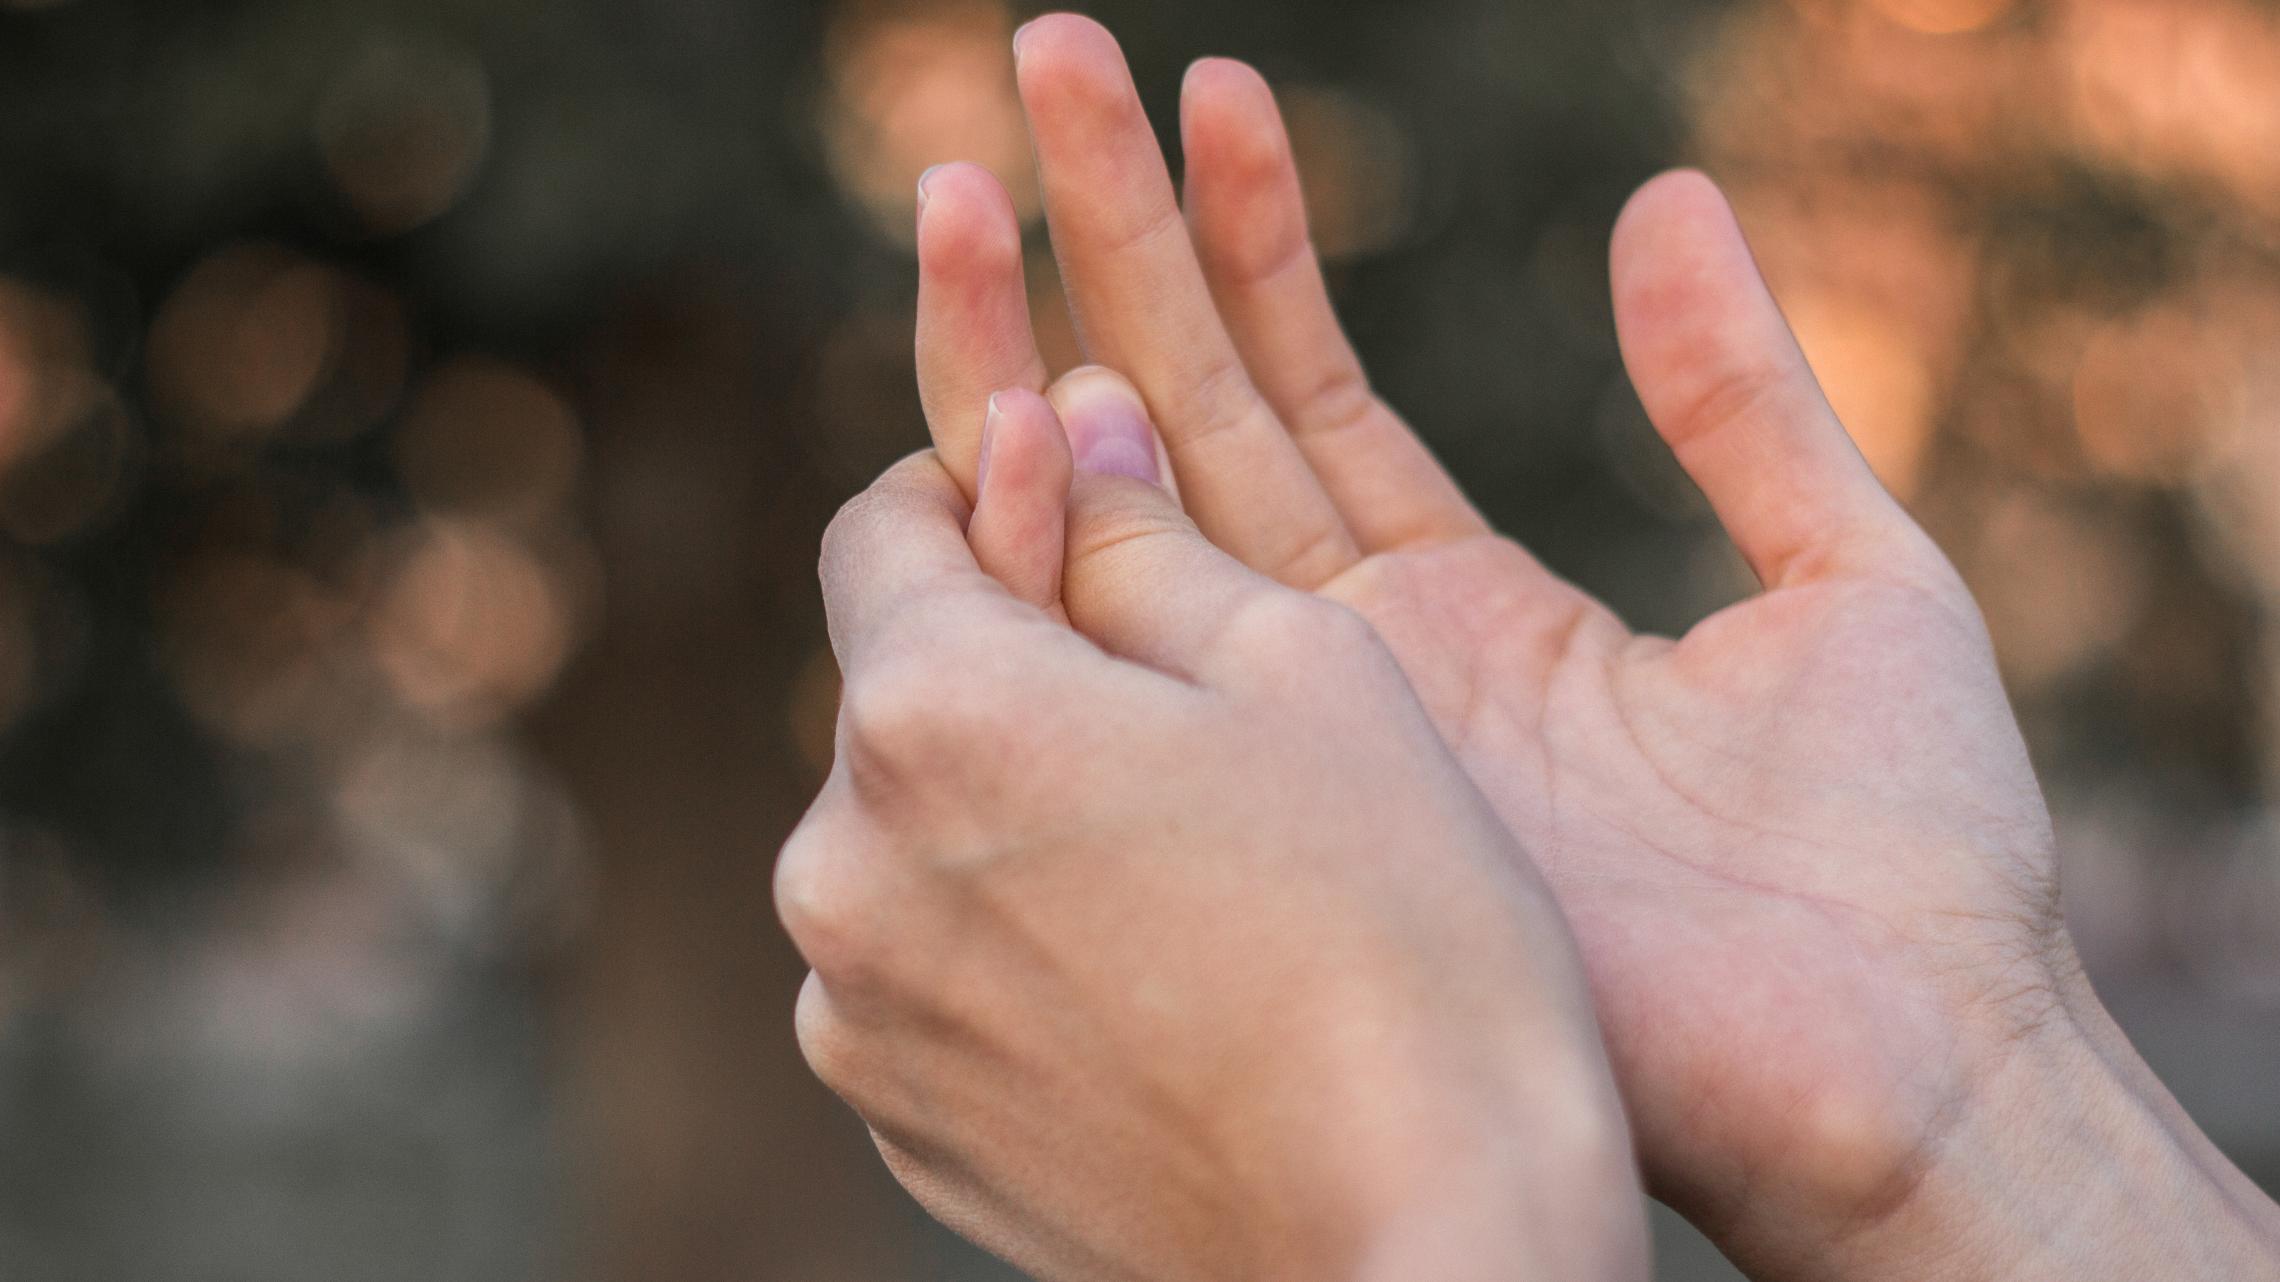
[787,11,2280,1282]
[782,405,1648,1281]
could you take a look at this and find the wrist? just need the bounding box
[1333,1072,1651,1282]
[1721,969,2280,1282]
[1345,1143,1651,1282]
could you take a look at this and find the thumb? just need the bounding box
[968,388,1073,614]
[1051,367,1273,684]
[1610,170,1921,590]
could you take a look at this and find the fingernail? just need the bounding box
[917,164,945,219]
[1013,19,1037,61]
[978,393,1002,495]
[1057,371,1161,485]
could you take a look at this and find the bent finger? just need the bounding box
[1051,371,1284,684]
[916,163,1050,498]
[968,388,1073,614]
[820,452,1001,673]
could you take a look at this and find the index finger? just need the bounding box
[915,163,1049,498]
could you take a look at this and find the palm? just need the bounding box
[1327,536,2059,1217]
[915,11,2073,1245]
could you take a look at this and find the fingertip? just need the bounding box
[916,163,1024,280]
[971,388,1073,610]
[1181,61,1303,289]
[868,450,976,524]
[1609,171,1765,359]
[1182,55,1271,105]
[1049,367,1163,486]
[1616,169,1727,230]
[1610,170,1744,297]
[1012,12,1130,106]
[980,387,1073,499]
[1612,170,1728,238]
[1180,57,1287,181]
[1014,12,1119,60]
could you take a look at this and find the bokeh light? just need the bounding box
[7,4,2279,1282]
[394,358,583,525]
[370,517,590,732]
[820,0,1038,246]
[146,245,347,442]
[316,37,492,236]
[0,278,140,542]
[1282,86,1417,262]
[160,547,366,751]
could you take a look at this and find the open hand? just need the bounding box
[902,15,2280,1280]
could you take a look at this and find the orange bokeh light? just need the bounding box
[147,245,344,440]
[820,0,1039,245]
[394,358,583,524]
[370,519,583,729]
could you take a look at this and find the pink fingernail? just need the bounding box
[978,393,1002,495]
[1059,376,1161,485]
[917,164,945,219]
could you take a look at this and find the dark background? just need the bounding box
[0,0,2274,1278]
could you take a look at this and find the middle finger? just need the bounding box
[1013,14,1359,589]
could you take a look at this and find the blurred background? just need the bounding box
[0,0,2274,1278]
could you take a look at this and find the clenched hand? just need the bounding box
[778,388,1649,1281]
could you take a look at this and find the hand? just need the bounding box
[777,391,1648,1281]
[904,14,2280,1280]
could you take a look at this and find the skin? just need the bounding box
[889,13,2280,1282]
[779,396,1650,1280]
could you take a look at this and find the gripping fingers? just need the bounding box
[969,388,1074,614]
[917,163,1051,498]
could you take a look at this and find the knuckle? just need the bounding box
[819,488,868,561]
[1668,362,1787,456]
[870,1130,933,1192]
[869,1131,977,1230]
[774,816,899,983]
[839,641,1032,806]
[1314,598,1383,655]
[1312,602,1394,680]
[819,482,889,576]
[1066,493,1197,565]
[793,974,866,1097]
[1265,518,1360,591]
[1224,591,1382,671]
[1170,358,1270,451]
[1290,366,1379,443]
[819,454,960,583]
[838,652,957,785]
[1088,198,1189,269]
[1897,527,1971,597]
